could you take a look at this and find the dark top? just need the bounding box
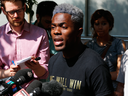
[86,37,125,89]
[48,45,114,96]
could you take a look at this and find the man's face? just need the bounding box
[51,13,78,51]
[3,1,25,27]
[39,15,52,30]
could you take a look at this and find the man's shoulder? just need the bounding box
[0,23,8,34]
[0,23,8,29]
[81,47,107,67]
[30,23,45,30]
[50,52,62,61]
[28,23,47,36]
[25,21,45,32]
[83,47,102,59]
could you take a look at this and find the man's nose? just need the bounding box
[54,27,61,35]
[13,12,19,17]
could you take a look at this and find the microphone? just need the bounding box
[13,69,33,83]
[13,79,63,96]
[41,80,63,96]
[13,80,42,96]
[0,69,33,95]
[26,80,42,96]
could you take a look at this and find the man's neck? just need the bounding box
[63,42,85,59]
[10,21,25,35]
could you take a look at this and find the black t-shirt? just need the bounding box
[48,46,114,96]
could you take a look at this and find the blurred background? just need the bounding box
[0,0,127,47]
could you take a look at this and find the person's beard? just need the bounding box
[6,16,24,27]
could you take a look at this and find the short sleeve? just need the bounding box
[90,65,114,96]
[116,39,125,55]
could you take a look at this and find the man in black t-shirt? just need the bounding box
[49,3,114,96]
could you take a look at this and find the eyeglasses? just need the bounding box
[5,7,24,17]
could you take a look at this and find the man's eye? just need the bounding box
[62,26,67,29]
[62,27,66,28]
[51,26,55,29]
[17,10,22,13]
[9,11,15,15]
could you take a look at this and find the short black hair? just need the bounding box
[36,1,57,17]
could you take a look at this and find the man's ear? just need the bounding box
[77,27,83,38]
[1,7,7,15]
[36,14,40,22]
[24,4,26,12]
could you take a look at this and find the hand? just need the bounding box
[25,56,41,70]
[8,64,20,77]
[25,56,46,77]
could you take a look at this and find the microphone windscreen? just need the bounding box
[16,76,26,85]
[0,69,33,95]
[41,80,63,96]
[13,69,33,82]
[26,80,42,93]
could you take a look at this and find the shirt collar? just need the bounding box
[23,20,30,32]
[6,20,30,34]
[5,23,12,34]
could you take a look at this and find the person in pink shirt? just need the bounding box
[0,0,50,88]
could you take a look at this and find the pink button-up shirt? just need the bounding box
[0,20,50,83]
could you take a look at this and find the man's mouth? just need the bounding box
[13,17,20,21]
[54,37,63,46]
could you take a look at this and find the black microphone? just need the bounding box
[26,80,42,96]
[41,80,63,96]
[13,69,33,84]
[0,69,33,95]
[13,80,42,96]
[13,79,63,96]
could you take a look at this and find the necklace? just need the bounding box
[97,36,113,46]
